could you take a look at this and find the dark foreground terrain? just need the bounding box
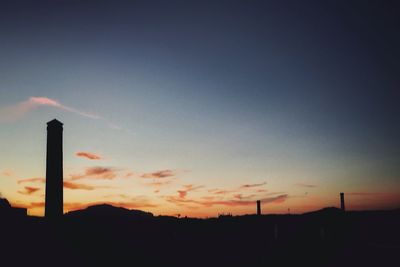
[1,206,399,267]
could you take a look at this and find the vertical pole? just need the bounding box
[257,200,261,215]
[340,192,345,212]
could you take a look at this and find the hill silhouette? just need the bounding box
[1,201,399,267]
[66,204,154,219]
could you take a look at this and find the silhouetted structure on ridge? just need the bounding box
[45,119,64,218]
[0,197,27,217]
[257,200,261,215]
[340,192,345,211]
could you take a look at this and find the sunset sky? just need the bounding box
[0,0,399,217]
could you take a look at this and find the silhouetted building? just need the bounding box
[257,200,261,215]
[0,197,27,217]
[340,192,345,211]
[45,119,64,218]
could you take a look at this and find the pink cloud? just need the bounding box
[30,97,99,119]
[0,96,99,122]
[70,166,118,180]
[75,152,103,160]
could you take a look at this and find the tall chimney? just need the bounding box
[257,200,261,215]
[45,119,64,218]
[340,192,345,212]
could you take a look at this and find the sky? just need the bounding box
[0,0,399,217]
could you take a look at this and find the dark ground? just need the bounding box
[1,206,399,267]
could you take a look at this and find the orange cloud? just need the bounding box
[213,190,236,195]
[141,170,175,179]
[75,152,102,160]
[70,166,118,180]
[18,186,41,195]
[144,180,173,187]
[21,202,45,209]
[177,184,204,199]
[18,177,45,184]
[63,181,103,190]
[178,190,187,198]
[125,172,135,178]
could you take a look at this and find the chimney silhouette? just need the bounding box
[45,119,63,218]
[340,192,345,211]
[257,200,261,215]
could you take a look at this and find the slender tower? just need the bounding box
[257,200,261,215]
[340,192,345,212]
[45,119,64,218]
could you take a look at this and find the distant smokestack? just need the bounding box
[257,200,261,215]
[340,192,345,211]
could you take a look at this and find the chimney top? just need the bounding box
[47,119,63,127]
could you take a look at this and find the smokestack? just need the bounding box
[340,192,345,211]
[257,200,261,215]
[45,119,64,218]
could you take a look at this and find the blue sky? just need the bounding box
[0,0,399,216]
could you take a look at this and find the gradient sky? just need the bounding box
[0,0,399,217]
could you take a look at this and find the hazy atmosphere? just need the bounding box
[1,0,399,217]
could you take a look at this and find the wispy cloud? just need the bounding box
[63,181,109,190]
[75,152,103,160]
[143,180,173,187]
[233,194,256,200]
[208,182,267,195]
[141,170,176,179]
[240,182,267,189]
[18,177,45,184]
[18,177,109,191]
[30,97,99,119]
[125,172,135,178]
[295,183,317,188]
[164,194,288,208]
[0,96,99,122]
[177,184,204,199]
[18,186,41,195]
[70,166,118,180]
[1,169,14,177]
